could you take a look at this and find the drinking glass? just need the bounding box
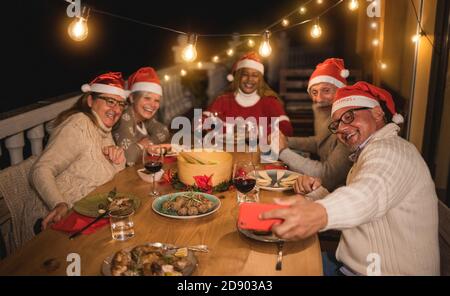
[110,208,135,241]
[143,146,164,197]
[233,161,258,203]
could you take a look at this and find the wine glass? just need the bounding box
[233,161,257,203]
[143,146,164,197]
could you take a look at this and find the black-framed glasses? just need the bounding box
[328,107,371,134]
[97,96,128,109]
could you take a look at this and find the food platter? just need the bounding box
[73,192,141,217]
[256,169,300,192]
[101,242,198,276]
[152,191,221,219]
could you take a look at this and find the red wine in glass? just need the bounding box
[145,161,162,174]
[234,178,256,193]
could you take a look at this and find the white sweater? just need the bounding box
[30,112,125,209]
[315,124,440,275]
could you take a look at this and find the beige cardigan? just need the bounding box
[314,124,440,275]
[30,112,125,209]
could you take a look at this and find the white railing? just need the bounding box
[0,62,229,167]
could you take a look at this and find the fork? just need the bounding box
[276,241,284,270]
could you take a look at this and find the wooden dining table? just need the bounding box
[0,152,322,276]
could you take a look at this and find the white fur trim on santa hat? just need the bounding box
[308,75,346,93]
[278,115,290,122]
[340,69,350,78]
[130,82,163,96]
[81,83,128,99]
[331,95,380,116]
[236,59,264,74]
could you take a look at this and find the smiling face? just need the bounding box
[88,93,125,128]
[132,91,161,122]
[309,82,338,107]
[332,106,385,151]
[238,68,261,94]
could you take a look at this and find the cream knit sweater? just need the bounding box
[30,112,125,209]
[314,124,440,275]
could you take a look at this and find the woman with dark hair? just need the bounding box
[30,72,128,230]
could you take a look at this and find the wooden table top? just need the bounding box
[0,152,322,276]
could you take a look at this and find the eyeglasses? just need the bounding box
[328,107,371,134]
[97,96,128,109]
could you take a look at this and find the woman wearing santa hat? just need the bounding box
[275,58,353,191]
[113,67,170,167]
[263,82,439,275]
[206,51,293,138]
[30,72,128,230]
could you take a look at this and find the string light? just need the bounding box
[258,30,272,57]
[348,0,359,11]
[310,19,322,39]
[180,69,187,76]
[281,19,290,27]
[411,31,424,43]
[372,38,380,46]
[226,48,234,56]
[164,74,170,81]
[68,7,90,41]
[197,62,203,69]
[212,55,220,63]
[247,39,255,48]
[370,22,378,29]
[380,62,387,70]
[181,34,198,63]
[299,6,307,14]
[317,0,324,4]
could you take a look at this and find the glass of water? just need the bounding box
[110,208,135,241]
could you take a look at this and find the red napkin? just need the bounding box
[163,156,177,164]
[263,164,288,170]
[51,211,109,235]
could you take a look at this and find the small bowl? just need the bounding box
[137,168,164,183]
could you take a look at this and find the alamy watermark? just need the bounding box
[366,252,381,276]
[367,0,381,18]
[66,0,81,18]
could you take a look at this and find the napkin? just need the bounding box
[51,211,109,235]
[263,164,288,170]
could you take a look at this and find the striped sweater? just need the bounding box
[315,123,440,275]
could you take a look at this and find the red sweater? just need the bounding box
[206,93,293,136]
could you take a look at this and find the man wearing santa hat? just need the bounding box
[113,67,170,166]
[31,72,128,230]
[275,58,352,191]
[262,82,439,275]
[205,51,293,137]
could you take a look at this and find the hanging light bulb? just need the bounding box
[197,62,203,69]
[259,30,272,58]
[372,38,380,46]
[212,55,220,63]
[370,22,378,29]
[180,69,187,76]
[68,7,90,41]
[181,34,198,63]
[247,39,255,48]
[412,31,424,43]
[299,6,306,14]
[317,0,324,4]
[281,19,289,27]
[226,48,234,56]
[310,20,322,39]
[349,0,359,11]
[164,74,171,81]
[380,62,387,70]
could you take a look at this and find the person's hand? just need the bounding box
[41,203,68,230]
[138,137,153,149]
[293,175,322,195]
[146,143,172,155]
[102,145,125,165]
[260,195,328,240]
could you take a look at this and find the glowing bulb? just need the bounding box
[259,31,272,57]
[380,62,387,70]
[372,38,380,46]
[299,6,306,14]
[212,56,220,63]
[349,0,359,11]
[197,62,203,69]
[281,19,289,27]
[181,34,198,63]
[164,75,170,81]
[412,34,421,43]
[180,69,187,76]
[68,17,88,41]
[317,0,324,4]
[226,48,234,56]
[247,39,255,48]
[370,22,378,29]
[311,24,322,39]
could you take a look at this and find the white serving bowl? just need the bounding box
[137,168,164,183]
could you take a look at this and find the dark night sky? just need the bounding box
[4,0,354,113]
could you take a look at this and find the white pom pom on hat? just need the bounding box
[227,74,234,82]
[340,69,350,78]
[392,113,404,124]
[81,84,91,93]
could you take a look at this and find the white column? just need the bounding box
[27,124,45,156]
[5,132,25,165]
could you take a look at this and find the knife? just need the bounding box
[69,188,117,240]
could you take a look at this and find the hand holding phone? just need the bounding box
[237,203,289,232]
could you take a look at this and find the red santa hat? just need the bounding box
[127,66,162,96]
[307,58,349,93]
[331,81,404,124]
[81,72,128,99]
[227,52,264,82]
